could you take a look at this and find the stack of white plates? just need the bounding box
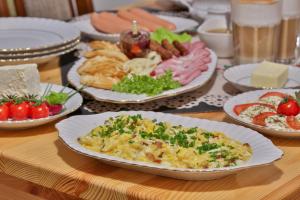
[0,17,81,65]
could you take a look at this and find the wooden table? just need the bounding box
[0,57,300,200]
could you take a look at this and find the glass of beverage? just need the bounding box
[277,0,300,64]
[231,0,282,64]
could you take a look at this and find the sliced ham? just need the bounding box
[154,41,211,85]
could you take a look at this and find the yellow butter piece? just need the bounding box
[251,61,288,88]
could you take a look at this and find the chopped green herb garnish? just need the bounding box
[112,71,181,96]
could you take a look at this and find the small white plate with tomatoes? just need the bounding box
[224,89,300,138]
[0,83,83,129]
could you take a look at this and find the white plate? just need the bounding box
[0,42,79,65]
[67,49,217,103]
[56,111,283,180]
[70,14,199,42]
[0,39,80,58]
[224,89,300,138]
[224,64,300,92]
[0,83,83,129]
[0,17,80,52]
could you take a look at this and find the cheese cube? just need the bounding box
[251,61,288,88]
[0,64,41,97]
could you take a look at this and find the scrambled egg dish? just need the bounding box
[78,115,252,169]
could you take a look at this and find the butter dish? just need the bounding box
[224,63,300,92]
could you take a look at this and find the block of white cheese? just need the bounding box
[251,61,288,88]
[0,64,41,97]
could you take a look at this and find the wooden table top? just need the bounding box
[0,57,300,200]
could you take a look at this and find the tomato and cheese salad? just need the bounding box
[234,91,300,131]
[78,115,252,169]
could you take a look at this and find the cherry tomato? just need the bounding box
[252,112,277,126]
[259,92,288,99]
[31,103,49,119]
[0,104,9,120]
[233,103,275,115]
[10,102,30,120]
[277,99,300,116]
[286,116,300,130]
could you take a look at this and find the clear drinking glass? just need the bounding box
[277,0,300,64]
[231,0,282,64]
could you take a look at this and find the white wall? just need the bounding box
[92,0,144,11]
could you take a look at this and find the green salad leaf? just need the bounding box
[150,27,192,44]
[112,71,181,96]
[45,91,69,105]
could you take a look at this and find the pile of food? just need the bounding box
[90,8,176,34]
[234,91,300,130]
[0,64,76,121]
[78,114,252,169]
[77,27,212,96]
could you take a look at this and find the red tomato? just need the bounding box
[131,44,142,54]
[277,99,300,116]
[0,104,9,120]
[233,103,275,115]
[259,92,288,99]
[286,116,300,130]
[252,112,277,126]
[31,103,49,119]
[10,102,30,120]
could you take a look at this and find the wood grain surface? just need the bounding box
[0,57,299,200]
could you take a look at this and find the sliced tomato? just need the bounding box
[286,116,300,130]
[259,92,288,99]
[252,112,277,126]
[233,103,275,115]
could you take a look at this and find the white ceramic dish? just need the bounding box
[0,17,80,52]
[0,42,79,65]
[197,17,233,58]
[56,111,283,180]
[224,89,300,138]
[0,83,83,129]
[224,64,300,92]
[70,14,199,42]
[67,49,217,103]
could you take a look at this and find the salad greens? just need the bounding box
[150,27,192,44]
[44,91,69,105]
[112,71,181,96]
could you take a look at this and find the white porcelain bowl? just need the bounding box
[197,18,233,58]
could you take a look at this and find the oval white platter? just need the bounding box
[224,89,300,138]
[224,64,300,92]
[0,83,83,129]
[67,49,217,104]
[70,14,199,42]
[56,111,283,180]
[0,17,80,52]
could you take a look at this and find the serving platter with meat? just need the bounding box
[70,8,199,42]
[67,27,217,103]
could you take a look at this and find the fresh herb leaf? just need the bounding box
[112,71,181,96]
[45,91,69,105]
